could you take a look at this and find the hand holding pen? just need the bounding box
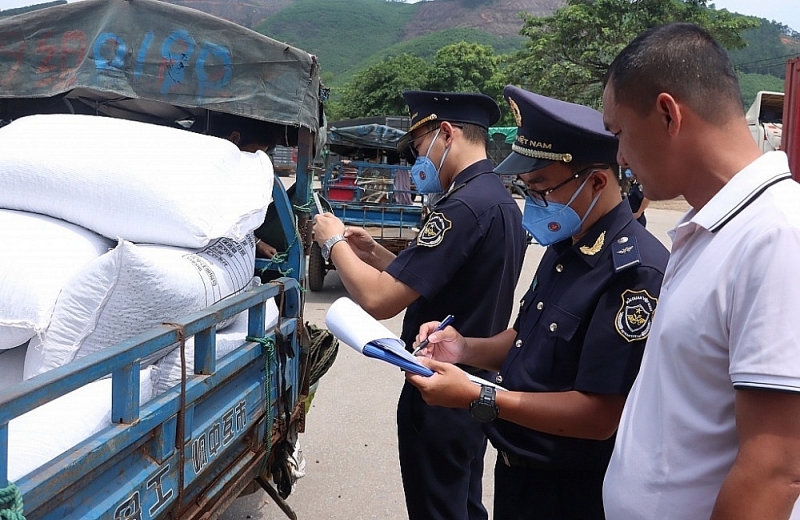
[413,315,454,356]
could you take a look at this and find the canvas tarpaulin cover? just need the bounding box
[0,0,320,130]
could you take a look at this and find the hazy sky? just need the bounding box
[0,0,797,33]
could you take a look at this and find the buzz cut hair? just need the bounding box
[422,120,489,148]
[603,23,744,124]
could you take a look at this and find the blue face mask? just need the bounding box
[522,174,600,246]
[410,129,449,194]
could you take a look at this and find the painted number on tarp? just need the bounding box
[0,27,233,96]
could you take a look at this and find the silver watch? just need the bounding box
[321,234,346,261]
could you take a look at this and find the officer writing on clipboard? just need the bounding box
[312,91,526,520]
[406,86,669,520]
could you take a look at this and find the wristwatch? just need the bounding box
[469,385,498,423]
[321,234,346,262]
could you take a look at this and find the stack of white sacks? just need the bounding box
[0,114,280,481]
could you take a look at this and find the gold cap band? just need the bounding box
[511,143,572,163]
[407,114,438,133]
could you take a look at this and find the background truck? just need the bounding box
[747,90,784,153]
[784,57,800,178]
[0,0,325,518]
[310,123,422,291]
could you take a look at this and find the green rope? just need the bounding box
[0,482,25,520]
[256,212,307,283]
[293,201,314,214]
[246,335,277,455]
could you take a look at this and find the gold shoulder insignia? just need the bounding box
[579,231,605,256]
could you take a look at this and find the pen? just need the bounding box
[412,314,454,356]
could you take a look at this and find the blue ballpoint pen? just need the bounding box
[412,314,454,356]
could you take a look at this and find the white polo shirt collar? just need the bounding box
[678,152,792,236]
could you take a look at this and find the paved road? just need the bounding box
[221,205,684,520]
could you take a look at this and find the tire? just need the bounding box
[308,242,326,291]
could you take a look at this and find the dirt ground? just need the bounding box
[649,196,691,212]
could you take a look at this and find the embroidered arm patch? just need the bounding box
[417,212,452,247]
[615,289,657,342]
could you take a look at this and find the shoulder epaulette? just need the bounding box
[612,235,641,272]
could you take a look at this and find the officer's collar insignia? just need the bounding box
[509,97,522,127]
[615,289,657,342]
[579,231,605,256]
[417,211,452,248]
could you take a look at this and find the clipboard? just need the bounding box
[325,297,434,377]
[363,341,434,377]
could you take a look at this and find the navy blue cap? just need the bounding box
[397,90,501,151]
[495,85,618,175]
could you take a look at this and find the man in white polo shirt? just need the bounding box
[601,23,800,520]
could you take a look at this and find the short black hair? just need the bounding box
[570,162,621,186]
[418,121,489,149]
[603,23,743,124]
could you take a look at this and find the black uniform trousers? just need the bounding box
[397,382,488,520]
[493,456,606,520]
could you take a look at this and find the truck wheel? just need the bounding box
[308,242,326,291]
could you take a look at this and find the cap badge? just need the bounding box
[509,97,522,127]
[579,231,605,256]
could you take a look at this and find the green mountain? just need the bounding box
[253,0,552,84]
[255,0,419,82]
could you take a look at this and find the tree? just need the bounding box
[333,54,430,119]
[333,42,510,120]
[425,42,502,96]
[507,0,759,107]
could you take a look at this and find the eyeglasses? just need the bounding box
[408,127,439,159]
[522,165,603,207]
[407,124,462,159]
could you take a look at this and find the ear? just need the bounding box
[229,130,242,146]
[439,121,457,143]
[655,93,682,137]
[590,168,610,193]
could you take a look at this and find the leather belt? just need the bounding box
[500,450,549,470]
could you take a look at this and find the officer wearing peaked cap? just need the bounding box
[312,90,526,520]
[406,85,669,520]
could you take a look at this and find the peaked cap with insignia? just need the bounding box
[495,85,618,175]
[397,90,501,152]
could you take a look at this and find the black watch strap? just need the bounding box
[469,385,498,423]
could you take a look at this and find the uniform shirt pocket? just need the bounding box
[521,305,583,386]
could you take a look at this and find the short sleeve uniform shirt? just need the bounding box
[385,159,527,346]
[485,201,669,471]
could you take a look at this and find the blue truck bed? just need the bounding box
[0,279,304,519]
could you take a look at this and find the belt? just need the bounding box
[499,450,549,470]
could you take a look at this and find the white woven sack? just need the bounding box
[0,114,274,248]
[23,236,256,379]
[0,209,113,349]
[8,366,157,481]
[154,299,280,395]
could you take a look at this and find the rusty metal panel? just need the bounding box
[783,57,800,181]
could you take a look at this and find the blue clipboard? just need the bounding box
[362,343,434,377]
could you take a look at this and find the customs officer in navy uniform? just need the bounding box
[313,91,526,520]
[406,86,669,520]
